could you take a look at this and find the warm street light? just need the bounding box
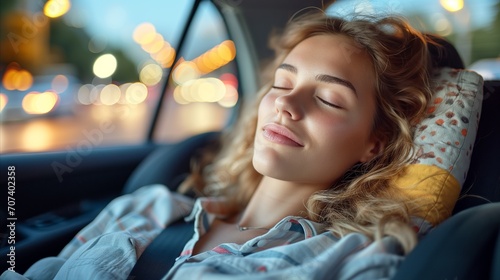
[440,0,464,12]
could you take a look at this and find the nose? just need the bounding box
[275,92,304,121]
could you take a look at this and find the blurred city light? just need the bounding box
[22,91,59,114]
[76,82,149,106]
[133,22,176,68]
[77,84,94,105]
[2,66,34,91]
[44,0,71,18]
[172,61,200,84]
[0,93,7,112]
[174,77,227,104]
[220,73,238,88]
[142,34,165,54]
[125,82,148,104]
[133,23,157,45]
[139,63,163,86]
[170,40,238,106]
[90,85,105,105]
[118,83,132,104]
[152,46,176,68]
[440,0,464,12]
[51,75,69,93]
[93,54,118,79]
[218,84,238,108]
[100,84,121,105]
[20,121,53,152]
[192,40,236,75]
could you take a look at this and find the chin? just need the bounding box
[252,154,290,181]
[251,154,267,176]
[252,140,296,179]
[252,153,278,177]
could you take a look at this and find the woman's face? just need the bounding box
[253,34,382,189]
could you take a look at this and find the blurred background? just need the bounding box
[1,0,499,154]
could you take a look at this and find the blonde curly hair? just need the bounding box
[180,12,434,253]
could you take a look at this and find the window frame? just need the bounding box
[146,0,203,142]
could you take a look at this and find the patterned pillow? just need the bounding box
[394,67,484,234]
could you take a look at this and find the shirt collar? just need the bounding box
[186,197,326,238]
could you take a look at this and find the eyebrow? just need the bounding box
[277,63,358,97]
[277,63,298,74]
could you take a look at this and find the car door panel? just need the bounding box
[0,144,156,273]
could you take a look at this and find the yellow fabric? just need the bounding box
[393,164,461,226]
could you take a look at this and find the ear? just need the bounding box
[359,136,385,163]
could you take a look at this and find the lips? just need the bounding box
[262,123,304,147]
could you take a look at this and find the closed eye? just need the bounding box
[271,86,292,90]
[316,96,342,109]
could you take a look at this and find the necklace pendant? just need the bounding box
[237,225,249,231]
[236,225,270,231]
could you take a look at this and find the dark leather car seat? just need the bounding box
[122,131,220,195]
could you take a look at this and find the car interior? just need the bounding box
[1,0,499,278]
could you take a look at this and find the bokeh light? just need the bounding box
[77,82,148,105]
[139,64,163,86]
[220,73,238,88]
[172,61,200,84]
[125,83,148,104]
[93,54,117,79]
[44,0,71,18]
[133,23,157,45]
[141,34,165,54]
[100,84,121,105]
[2,67,34,91]
[218,84,239,108]
[173,77,230,104]
[20,121,54,152]
[440,0,464,12]
[192,40,236,75]
[118,83,132,104]
[133,22,176,68]
[51,75,69,93]
[172,74,239,108]
[14,70,34,91]
[0,93,8,112]
[152,44,176,68]
[77,84,94,105]
[173,86,188,105]
[22,91,59,114]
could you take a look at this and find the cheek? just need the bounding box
[261,93,275,109]
[257,94,275,120]
[307,113,347,139]
[310,113,373,160]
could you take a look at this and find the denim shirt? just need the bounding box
[1,184,405,280]
[165,198,404,280]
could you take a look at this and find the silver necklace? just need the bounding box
[234,212,271,231]
[236,224,271,232]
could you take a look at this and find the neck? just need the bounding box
[237,177,323,229]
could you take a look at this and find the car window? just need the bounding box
[326,0,500,79]
[1,0,237,154]
[2,1,498,154]
[153,1,239,144]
